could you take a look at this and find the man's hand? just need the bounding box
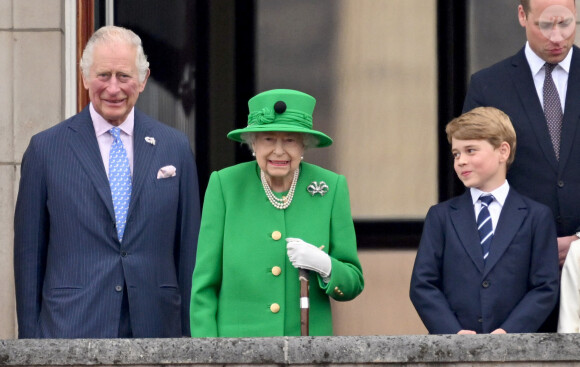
[491,328,506,334]
[558,235,578,267]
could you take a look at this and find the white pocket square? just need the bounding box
[157,165,177,179]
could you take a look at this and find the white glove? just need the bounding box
[286,238,332,278]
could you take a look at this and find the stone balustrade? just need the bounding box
[1,333,580,366]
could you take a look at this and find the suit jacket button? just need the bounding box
[271,231,282,241]
[478,318,483,323]
[121,251,127,257]
[115,285,123,292]
[558,180,565,188]
[482,280,490,288]
[272,266,282,276]
[270,303,281,313]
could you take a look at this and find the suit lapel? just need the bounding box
[127,110,157,218]
[509,49,559,171]
[67,108,115,220]
[559,46,580,171]
[450,191,484,273]
[483,188,527,276]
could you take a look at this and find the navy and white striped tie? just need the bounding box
[477,195,494,261]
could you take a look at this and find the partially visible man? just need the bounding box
[14,25,200,338]
[464,0,580,265]
[463,0,578,331]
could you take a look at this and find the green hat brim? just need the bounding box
[227,123,333,148]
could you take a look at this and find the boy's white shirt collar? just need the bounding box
[470,180,510,207]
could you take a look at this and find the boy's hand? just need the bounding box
[457,329,476,334]
[491,328,506,334]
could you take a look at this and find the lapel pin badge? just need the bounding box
[145,136,156,146]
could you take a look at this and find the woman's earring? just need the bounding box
[301,156,304,160]
[252,152,256,157]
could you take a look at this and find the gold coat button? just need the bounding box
[270,303,281,313]
[271,231,282,240]
[272,266,282,276]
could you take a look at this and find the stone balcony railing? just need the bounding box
[1,333,580,366]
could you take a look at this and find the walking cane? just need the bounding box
[299,268,309,336]
[298,244,325,336]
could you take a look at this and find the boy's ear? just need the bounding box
[498,141,511,162]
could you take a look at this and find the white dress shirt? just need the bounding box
[90,103,135,176]
[470,180,510,232]
[525,41,572,112]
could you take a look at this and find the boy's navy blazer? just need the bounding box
[410,188,559,334]
[14,107,201,338]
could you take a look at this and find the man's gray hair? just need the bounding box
[79,25,150,83]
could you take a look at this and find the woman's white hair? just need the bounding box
[80,26,150,83]
[240,132,319,153]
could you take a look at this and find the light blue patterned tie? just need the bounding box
[109,127,132,242]
[477,195,494,262]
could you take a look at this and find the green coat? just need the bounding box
[190,161,364,337]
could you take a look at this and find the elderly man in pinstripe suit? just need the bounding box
[13,25,200,338]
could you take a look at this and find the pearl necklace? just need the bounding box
[260,168,299,210]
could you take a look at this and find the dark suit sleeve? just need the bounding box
[499,204,559,333]
[13,137,48,338]
[410,206,463,334]
[176,141,201,337]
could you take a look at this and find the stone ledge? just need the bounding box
[1,334,580,366]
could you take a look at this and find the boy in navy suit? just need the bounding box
[410,106,559,334]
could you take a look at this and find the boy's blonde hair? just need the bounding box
[446,106,517,167]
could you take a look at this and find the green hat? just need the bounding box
[227,89,333,148]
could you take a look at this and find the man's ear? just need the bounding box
[518,4,527,27]
[139,69,151,92]
[81,71,89,90]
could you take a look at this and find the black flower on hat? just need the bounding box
[274,101,287,114]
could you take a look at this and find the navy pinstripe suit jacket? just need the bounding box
[14,107,200,338]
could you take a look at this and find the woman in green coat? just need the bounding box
[190,89,364,337]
